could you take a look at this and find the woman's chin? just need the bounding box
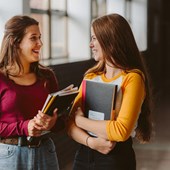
[93,55,100,61]
[33,55,40,62]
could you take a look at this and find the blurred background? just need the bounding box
[0,0,170,169]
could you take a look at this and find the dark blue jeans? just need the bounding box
[73,137,136,170]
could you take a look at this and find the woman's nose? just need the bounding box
[89,41,94,48]
[38,39,43,46]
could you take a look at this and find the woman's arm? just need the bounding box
[0,120,30,137]
[68,122,116,154]
[75,107,108,139]
[68,83,116,154]
[74,73,145,142]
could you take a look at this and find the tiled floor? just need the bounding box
[57,86,170,170]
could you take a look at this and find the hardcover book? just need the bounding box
[82,80,117,136]
[27,84,78,142]
[82,80,117,121]
[42,84,79,116]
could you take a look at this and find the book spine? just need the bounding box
[112,85,118,110]
[43,96,56,114]
[110,85,118,120]
[82,80,86,112]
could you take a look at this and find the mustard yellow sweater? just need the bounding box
[70,70,145,142]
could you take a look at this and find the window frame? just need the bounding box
[30,0,68,64]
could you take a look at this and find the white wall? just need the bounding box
[107,0,147,51]
[131,0,147,51]
[0,0,30,46]
[67,0,91,61]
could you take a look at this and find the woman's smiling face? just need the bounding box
[89,27,104,62]
[19,25,43,65]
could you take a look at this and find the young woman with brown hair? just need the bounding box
[0,15,60,170]
[68,13,153,170]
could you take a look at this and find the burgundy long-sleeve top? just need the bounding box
[0,70,58,138]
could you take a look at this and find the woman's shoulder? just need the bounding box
[0,71,10,89]
[39,66,54,75]
[0,71,7,81]
[123,69,145,84]
[84,72,102,80]
[38,66,56,80]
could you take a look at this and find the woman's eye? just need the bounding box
[92,37,96,41]
[30,36,42,42]
[30,37,37,41]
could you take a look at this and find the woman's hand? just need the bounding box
[27,119,42,137]
[33,109,58,131]
[75,107,84,125]
[87,136,116,154]
[75,107,84,116]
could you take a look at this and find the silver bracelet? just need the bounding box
[86,136,90,147]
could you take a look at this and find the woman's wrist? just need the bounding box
[85,136,91,147]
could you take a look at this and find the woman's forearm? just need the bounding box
[68,123,89,146]
[75,115,108,139]
[68,122,116,154]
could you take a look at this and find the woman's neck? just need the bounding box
[105,63,122,79]
[21,62,31,75]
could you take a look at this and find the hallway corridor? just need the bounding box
[134,87,170,170]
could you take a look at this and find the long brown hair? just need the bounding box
[86,13,152,143]
[0,15,48,78]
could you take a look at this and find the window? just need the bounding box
[91,0,107,19]
[30,0,67,65]
[91,0,148,51]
